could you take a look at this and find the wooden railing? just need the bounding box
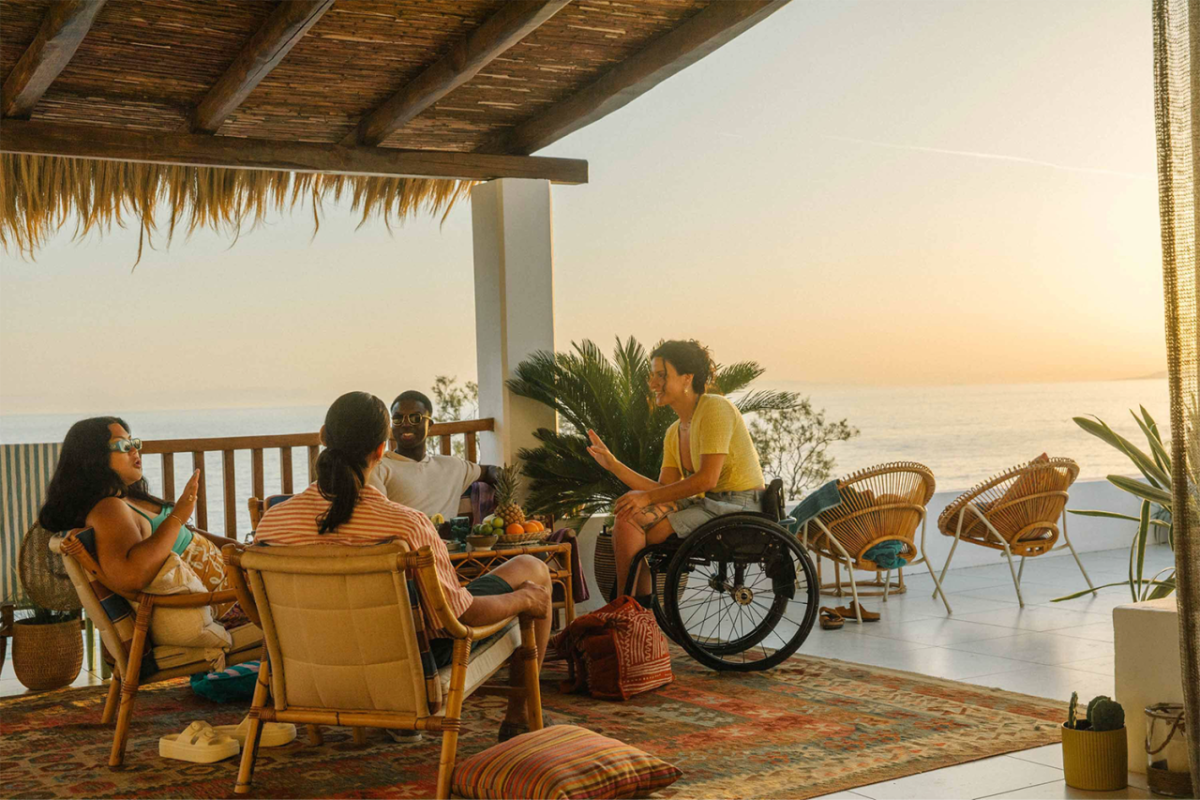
[138,418,495,540]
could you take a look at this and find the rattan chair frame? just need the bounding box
[223,543,542,800]
[801,462,952,620]
[50,533,261,767]
[935,494,1095,607]
[932,458,1094,607]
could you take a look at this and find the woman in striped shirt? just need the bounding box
[254,391,552,741]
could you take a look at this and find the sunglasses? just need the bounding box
[392,413,431,427]
[108,437,143,453]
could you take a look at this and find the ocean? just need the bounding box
[0,378,1169,536]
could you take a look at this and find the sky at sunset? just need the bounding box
[0,0,1165,415]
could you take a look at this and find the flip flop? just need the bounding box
[819,607,844,630]
[159,721,240,763]
[213,716,297,748]
[834,602,881,622]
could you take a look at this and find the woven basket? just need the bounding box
[497,529,550,546]
[12,618,83,691]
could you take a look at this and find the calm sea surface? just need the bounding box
[0,378,1169,535]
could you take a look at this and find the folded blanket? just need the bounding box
[863,540,908,569]
[783,480,843,534]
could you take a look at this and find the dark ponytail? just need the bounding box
[315,392,389,534]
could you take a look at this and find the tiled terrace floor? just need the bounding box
[1,542,1176,799]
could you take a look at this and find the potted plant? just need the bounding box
[1062,691,1128,791]
[11,606,83,691]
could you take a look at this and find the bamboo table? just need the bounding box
[448,542,576,631]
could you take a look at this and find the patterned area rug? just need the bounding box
[1,653,1064,799]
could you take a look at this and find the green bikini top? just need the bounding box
[127,502,193,555]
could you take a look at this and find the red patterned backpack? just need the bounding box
[554,596,673,701]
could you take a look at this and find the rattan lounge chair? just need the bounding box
[801,461,952,620]
[223,541,542,799]
[50,531,263,766]
[934,456,1094,607]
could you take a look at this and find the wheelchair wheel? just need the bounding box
[663,513,818,672]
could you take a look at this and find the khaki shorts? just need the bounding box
[668,490,764,537]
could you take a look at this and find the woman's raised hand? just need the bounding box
[172,470,201,524]
[586,429,618,472]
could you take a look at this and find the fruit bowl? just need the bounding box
[466,533,499,550]
[496,529,550,545]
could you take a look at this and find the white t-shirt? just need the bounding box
[366,451,482,520]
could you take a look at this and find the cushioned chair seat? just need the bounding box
[437,620,520,699]
[153,623,264,670]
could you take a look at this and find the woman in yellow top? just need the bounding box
[587,340,766,599]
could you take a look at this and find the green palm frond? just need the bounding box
[507,336,789,518]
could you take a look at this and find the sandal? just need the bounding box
[819,607,844,630]
[159,721,240,763]
[833,602,880,623]
[213,716,297,748]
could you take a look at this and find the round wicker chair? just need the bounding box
[934,456,1093,606]
[801,461,952,619]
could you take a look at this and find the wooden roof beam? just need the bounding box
[0,120,589,184]
[1,0,107,119]
[192,0,336,134]
[483,0,792,155]
[342,0,571,147]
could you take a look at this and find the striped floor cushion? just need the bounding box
[451,725,682,800]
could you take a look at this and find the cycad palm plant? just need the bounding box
[507,337,796,518]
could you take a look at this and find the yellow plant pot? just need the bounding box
[1062,723,1127,791]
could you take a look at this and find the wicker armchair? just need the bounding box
[50,531,263,766]
[223,542,542,799]
[934,456,1093,606]
[802,461,952,619]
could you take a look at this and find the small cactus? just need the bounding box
[1087,696,1125,732]
[1067,691,1079,729]
[1086,695,1111,721]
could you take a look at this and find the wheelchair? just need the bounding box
[622,482,819,672]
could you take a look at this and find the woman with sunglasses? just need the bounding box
[39,417,238,598]
[367,390,501,521]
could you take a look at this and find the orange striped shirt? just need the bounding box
[253,484,474,632]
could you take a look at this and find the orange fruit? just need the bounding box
[533,521,545,532]
[505,523,525,536]
[522,521,538,534]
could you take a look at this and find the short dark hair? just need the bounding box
[650,340,713,394]
[391,390,433,416]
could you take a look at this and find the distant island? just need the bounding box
[1127,370,1169,380]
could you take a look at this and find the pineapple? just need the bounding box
[495,463,526,527]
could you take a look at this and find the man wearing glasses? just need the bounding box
[366,390,500,521]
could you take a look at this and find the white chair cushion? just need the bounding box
[437,620,521,701]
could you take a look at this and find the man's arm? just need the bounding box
[479,465,501,486]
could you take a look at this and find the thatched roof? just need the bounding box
[0,0,789,255]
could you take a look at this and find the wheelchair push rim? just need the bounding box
[664,513,819,671]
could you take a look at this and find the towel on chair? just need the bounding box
[782,480,842,534]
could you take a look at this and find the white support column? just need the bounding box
[472,178,556,466]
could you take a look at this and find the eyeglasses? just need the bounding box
[392,413,431,426]
[108,438,143,453]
